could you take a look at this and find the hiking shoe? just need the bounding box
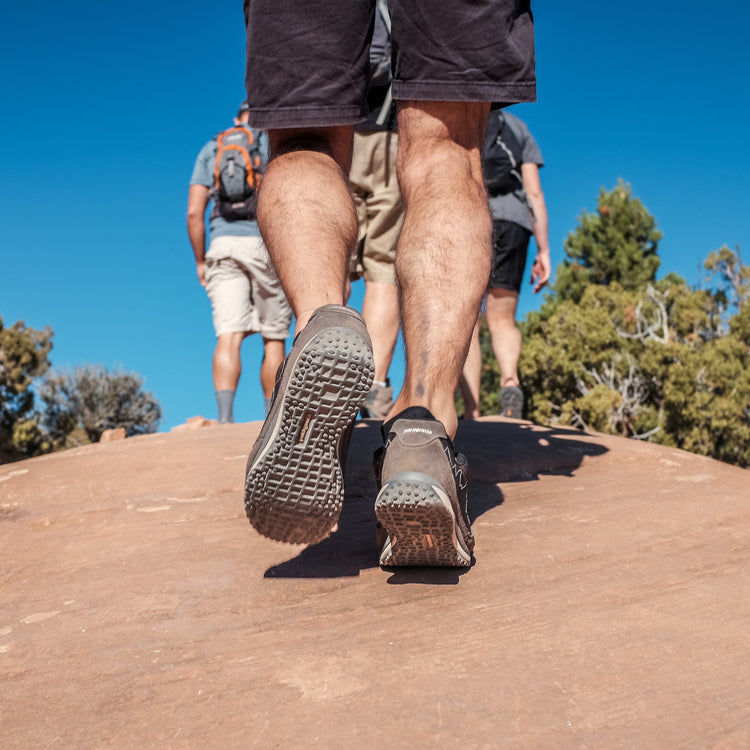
[498,386,524,419]
[244,304,374,545]
[373,407,475,567]
[360,379,395,420]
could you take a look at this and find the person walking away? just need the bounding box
[242,0,536,567]
[460,109,550,419]
[187,101,292,422]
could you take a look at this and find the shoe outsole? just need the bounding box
[244,326,374,545]
[375,472,473,567]
[498,387,524,419]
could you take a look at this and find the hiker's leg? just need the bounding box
[459,321,482,420]
[260,337,285,398]
[486,289,522,388]
[257,127,356,333]
[213,332,245,392]
[244,0,373,331]
[357,130,403,383]
[213,331,247,423]
[390,100,492,439]
[485,222,530,389]
[362,281,400,383]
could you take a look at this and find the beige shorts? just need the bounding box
[349,130,404,285]
[204,235,292,339]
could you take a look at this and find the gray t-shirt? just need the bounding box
[486,111,543,233]
[189,128,269,239]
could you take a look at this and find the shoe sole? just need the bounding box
[375,471,473,567]
[244,325,373,544]
[499,389,523,419]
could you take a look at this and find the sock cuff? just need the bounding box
[381,405,436,436]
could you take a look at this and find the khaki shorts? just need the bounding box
[349,130,403,285]
[204,235,292,339]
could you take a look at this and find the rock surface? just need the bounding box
[100,427,126,442]
[1,418,748,748]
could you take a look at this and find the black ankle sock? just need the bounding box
[381,406,435,437]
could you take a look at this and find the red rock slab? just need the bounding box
[1,418,748,748]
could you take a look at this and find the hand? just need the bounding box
[530,252,551,293]
[196,259,207,288]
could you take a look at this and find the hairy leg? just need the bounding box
[260,338,286,398]
[361,280,400,382]
[213,331,246,391]
[459,321,481,420]
[258,127,357,332]
[486,288,522,388]
[391,101,492,438]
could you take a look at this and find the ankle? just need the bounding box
[390,396,458,440]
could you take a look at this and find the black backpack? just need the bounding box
[482,112,524,195]
[213,126,263,221]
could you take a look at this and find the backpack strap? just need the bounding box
[377,0,391,33]
[374,0,393,127]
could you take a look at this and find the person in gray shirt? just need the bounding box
[461,109,550,419]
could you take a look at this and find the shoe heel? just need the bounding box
[375,472,472,567]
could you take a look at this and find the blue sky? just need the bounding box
[2,2,749,430]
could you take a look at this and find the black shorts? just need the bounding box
[243,0,536,129]
[488,220,532,293]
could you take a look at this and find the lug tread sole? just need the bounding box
[375,473,472,567]
[244,327,373,544]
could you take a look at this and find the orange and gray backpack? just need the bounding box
[213,125,263,221]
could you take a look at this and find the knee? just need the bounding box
[216,332,245,354]
[396,102,488,199]
[487,312,520,337]
[397,141,489,244]
[398,137,474,199]
[268,126,353,167]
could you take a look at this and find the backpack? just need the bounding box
[482,112,524,195]
[213,126,263,221]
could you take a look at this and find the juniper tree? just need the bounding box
[0,317,53,460]
[554,180,661,305]
[39,365,162,445]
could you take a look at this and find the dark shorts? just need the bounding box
[488,220,532,293]
[243,0,536,129]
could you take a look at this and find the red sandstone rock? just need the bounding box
[171,416,219,433]
[1,418,748,748]
[99,427,126,442]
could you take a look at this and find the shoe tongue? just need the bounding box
[381,406,436,438]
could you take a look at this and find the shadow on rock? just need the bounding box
[263,491,380,580]
[264,423,382,579]
[455,419,609,486]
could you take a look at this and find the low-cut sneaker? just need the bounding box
[244,304,374,545]
[498,386,524,419]
[374,407,475,567]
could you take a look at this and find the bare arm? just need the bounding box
[186,184,210,287]
[520,162,551,293]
